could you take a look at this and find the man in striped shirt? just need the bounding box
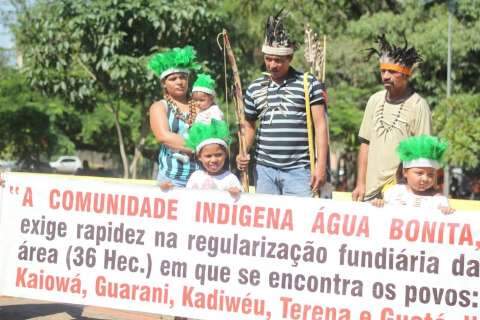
[236,13,329,197]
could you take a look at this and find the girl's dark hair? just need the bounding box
[395,163,407,184]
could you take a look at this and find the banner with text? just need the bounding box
[0,172,479,320]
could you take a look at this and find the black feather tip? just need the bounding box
[366,33,422,68]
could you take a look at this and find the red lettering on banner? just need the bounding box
[15,267,82,295]
[22,187,33,207]
[310,210,369,238]
[95,275,170,303]
[195,201,293,230]
[47,189,177,220]
[181,286,267,316]
[389,218,474,246]
[49,189,61,209]
[380,307,434,320]
[280,296,351,319]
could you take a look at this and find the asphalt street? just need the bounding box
[0,296,174,320]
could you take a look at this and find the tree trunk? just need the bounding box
[129,136,145,179]
[111,104,129,179]
[129,119,149,179]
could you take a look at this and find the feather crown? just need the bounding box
[185,120,231,153]
[397,135,448,168]
[148,46,200,80]
[262,9,296,56]
[192,73,216,96]
[367,34,422,68]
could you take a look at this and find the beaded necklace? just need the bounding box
[165,95,197,126]
[374,92,409,137]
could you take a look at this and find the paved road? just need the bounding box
[0,296,174,320]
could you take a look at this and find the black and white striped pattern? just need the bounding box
[244,68,325,169]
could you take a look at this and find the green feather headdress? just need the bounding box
[147,46,200,80]
[185,120,231,153]
[396,135,448,169]
[192,73,216,96]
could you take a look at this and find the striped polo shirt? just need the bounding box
[244,68,325,169]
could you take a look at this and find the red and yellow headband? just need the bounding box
[380,63,412,76]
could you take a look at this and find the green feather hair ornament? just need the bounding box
[185,120,232,153]
[147,46,200,80]
[192,73,216,96]
[396,135,448,169]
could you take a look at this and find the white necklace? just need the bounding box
[374,93,409,137]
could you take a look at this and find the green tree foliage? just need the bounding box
[328,85,369,146]
[433,94,480,169]
[0,67,74,161]
[0,107,52,160]
[7,0,479,180]
[220,0,480,183]
[14,0,225,178]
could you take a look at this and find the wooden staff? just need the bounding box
[304,25,328,196]
[221,29,249,191]
[304,73,315,175]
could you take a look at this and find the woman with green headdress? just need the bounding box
[148,46,200,187]
[371,135,454,214]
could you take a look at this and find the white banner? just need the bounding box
[0,172,479,319]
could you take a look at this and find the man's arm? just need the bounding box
[150,101,193,154]
[352,142,369,201]
[310,104,328,191]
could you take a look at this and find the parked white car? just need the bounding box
[50,156,83,174]
[0,160,16,172]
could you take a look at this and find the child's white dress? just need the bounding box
[186,170,242,191]
[195,104,224,124]
[384,184,449,210]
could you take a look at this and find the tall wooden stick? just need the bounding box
[322,35,327,83]
[222,29,249,191]
[304,74,315,177]
[304,25,329,197]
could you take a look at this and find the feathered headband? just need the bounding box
[397,135,448,169]
[366,34,422,76]
[262,9,296,56]
[192,73,216,96]
[185,120,232,153]
[147,46,200,80]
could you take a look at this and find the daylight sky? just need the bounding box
[0,0,14,49]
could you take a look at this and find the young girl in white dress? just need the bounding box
[160,120,242,198]
[185,119,242,197]
[372,135,454,214]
